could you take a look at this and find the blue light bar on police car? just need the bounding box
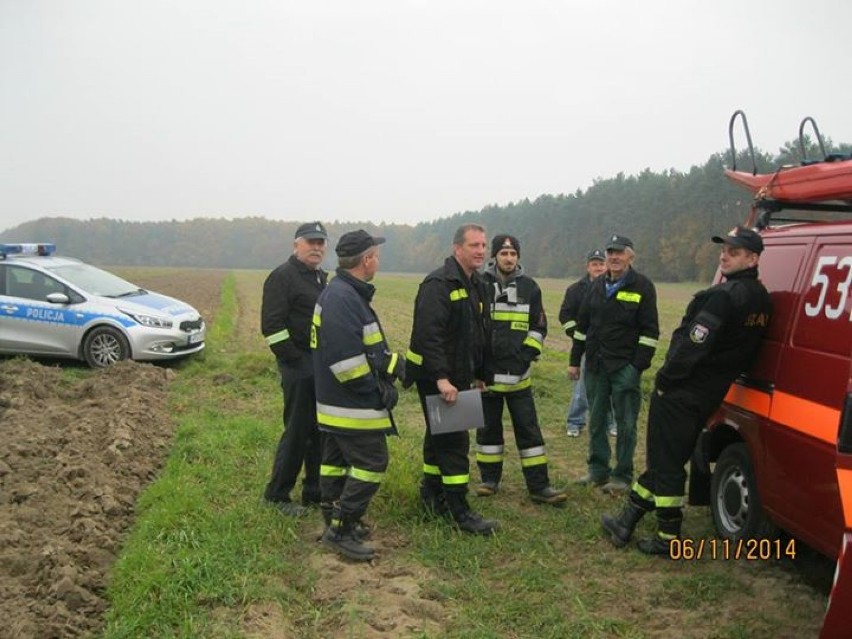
[0,243,57,258]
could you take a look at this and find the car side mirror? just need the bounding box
[46,292,70,304]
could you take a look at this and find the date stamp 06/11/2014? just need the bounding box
[668,537,797,561]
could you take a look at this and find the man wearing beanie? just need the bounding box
[475,234,567,505]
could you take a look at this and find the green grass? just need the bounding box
[99,271,829,638]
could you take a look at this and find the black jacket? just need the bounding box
[570,267,660,373]
[312,269,403,434]
[558,274,594,337]
[261,254,327,366]
[482,263,546,392]
[405,257,491,388]
[655,267,772,394]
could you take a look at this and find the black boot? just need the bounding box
[420,480,450,518]
[601,501,646,548]
[637,510,681,556]
[320,502,371,540]
[320,514,375,562]
[637,534,676,556]
[445,492,499,536]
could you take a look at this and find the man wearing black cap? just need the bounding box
[568,234,660,494]
[559,248,616,438]
[474,234,567,505]
[261,221,329,516]
[405,224,498,535]
[602,226,772,555]
[312,229,405,561]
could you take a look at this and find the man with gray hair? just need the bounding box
[313,230,405,561]
[568,234,659,494]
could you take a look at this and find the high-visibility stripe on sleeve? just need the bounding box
[638,336,658,348]
[562,320,577,332]
[330,353,371,383]
[574,331,586,342]
[406,349,423,365]
[312,303,322,327]
[523,331,543,352]
[362,322,383,346]
[386,352,399,375]
[264,328,290,346]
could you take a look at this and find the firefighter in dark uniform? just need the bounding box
[261,222,328,516]
[313,230,405,562]
[475,234,567,505]
[405,223,498,535]
[569,235,660,493]
[602,226,772,554]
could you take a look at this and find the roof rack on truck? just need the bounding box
[726,110,852,229]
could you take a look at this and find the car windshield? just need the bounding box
[47,263,146,298]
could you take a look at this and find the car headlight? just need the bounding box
[120,309,173,329]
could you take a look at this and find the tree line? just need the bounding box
[3,140,849,282]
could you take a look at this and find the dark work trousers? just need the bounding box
[320,431,388,520]
[416,380,471,496]
[633,381,730,535]
[264,358,322,504]
[478,388,549,492]
[585,364,641,484]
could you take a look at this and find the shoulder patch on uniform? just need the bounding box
[689,323,710,344]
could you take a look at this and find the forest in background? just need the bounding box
[4,139,850,282]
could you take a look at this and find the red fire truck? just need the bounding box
[690,111,852,638]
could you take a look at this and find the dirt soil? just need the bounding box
[0,271,224,639]
[0,359,176,638]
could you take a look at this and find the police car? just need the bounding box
[0,243,205,367]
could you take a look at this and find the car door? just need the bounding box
[0,264,82,357]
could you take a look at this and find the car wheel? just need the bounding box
[82,326,131,368]
[710,443,778,541]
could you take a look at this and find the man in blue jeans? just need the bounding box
[559,249,616,437]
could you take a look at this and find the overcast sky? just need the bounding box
[2,0,851,233]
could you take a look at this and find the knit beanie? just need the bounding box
[491,234,520,258]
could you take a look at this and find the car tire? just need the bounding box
[710,442,778,541]
[82,326,131,368]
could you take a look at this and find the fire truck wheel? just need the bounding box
[710,443,778,541]
[82,326,131,368]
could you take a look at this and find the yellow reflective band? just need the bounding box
[562,320,577,331]
[492,311,528,323]
[449,288,468,301]
[520,455,547,468]
[511,321,530,331]
[423,464,441,476]
[310,325,317,349]
[654,495,684,508]
[320,464,347,477]
[350,467,384,483]
[387,352,398,374]
[362,322,383,346]
[442,474,470,486]
[264,328,290,345]
[318,412,392,429]
[523,335,543,352]
[406,349,423,365]
[574,331,586,342]
[476,453,503,463]
[312,313,321,327]
[658,531,678,540]
[330,354,371,382]
[638,336,659,347]
[633,482,655,501]
[616,291,642,303]
[489,377,532,393]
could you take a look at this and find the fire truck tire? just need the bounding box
[710,443,778,541]
[82,326,131,368]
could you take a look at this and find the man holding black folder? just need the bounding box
[405,224,499,535]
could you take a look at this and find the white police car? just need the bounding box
[0,243,205,367]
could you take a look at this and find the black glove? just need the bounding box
[378,377,399,411]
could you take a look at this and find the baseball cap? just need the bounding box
[605,234,634,251]
[711,225,764,254]
[335,229,386,257]
[586,248,605,262]
[294,221,328,241]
